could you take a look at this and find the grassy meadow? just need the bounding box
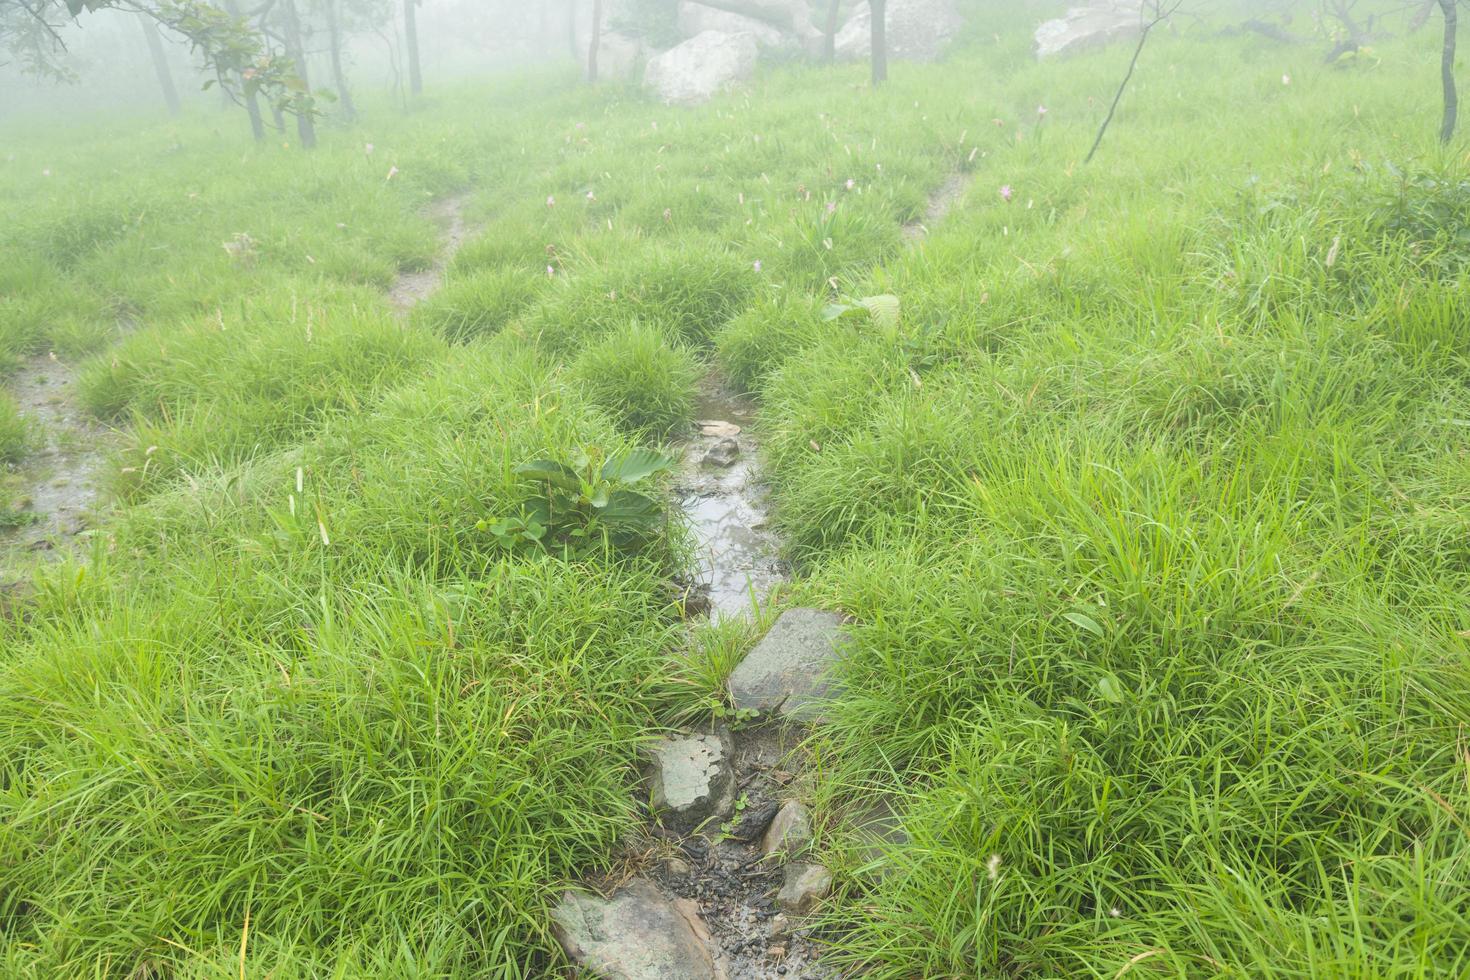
[3,6,1470,977]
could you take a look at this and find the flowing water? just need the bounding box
[674,377,787,620]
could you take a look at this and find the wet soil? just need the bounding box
[638,722,833,980]
[902,170,973,242]
[674,376,787,621]
[389,192,473,314]
[1,352,114,571]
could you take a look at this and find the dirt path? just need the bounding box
[552,168,975,979]
[1,352,114,571]
[901,170,972,242]
[388,192,472,314]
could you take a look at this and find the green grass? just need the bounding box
[570,321,702,439]
[3,6,1470,977]
[0,394,32,465]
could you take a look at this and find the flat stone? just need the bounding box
[848,793,910,875]
[776,862,832,915]
[552,878,725,979]
[761,800,812,858]
[703,437,740,467]
[648,731,736,833]
[697,419,742,438]
[728,608,849,721]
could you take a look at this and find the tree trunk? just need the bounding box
[405,0,423,96]
[870,0,887,84]
[281,0,318,149]
[1440,0,1458,143]
[220,0,265,140]
[324,0,356,121]
[137,14,180,115]
[588,0,603,83]
[823,0,840,63]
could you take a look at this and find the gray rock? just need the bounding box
[761,799,812,857]
[1034,3,1141,59]
[644,31,760,106]
[677,1,791,49]
[776,862,832,914]
[848,793,910,874]
[834,0,963,63]
[703,438,741,468]
[552,878,725,979]
[728,608,849,721]
[648,731,736,833]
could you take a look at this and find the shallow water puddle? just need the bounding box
[674,377,787,620]
[2,352,114,571]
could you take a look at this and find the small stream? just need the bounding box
[674,376,787,620]
[1,353,114,573]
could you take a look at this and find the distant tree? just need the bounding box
[217,0,266,140]
[823,0,840,62]
[136,11,180,114]
[1085,0,1184,163]
[2,0,317,144]
[318,0,355,120]
[403,0,421,95]
[276,0,317,147]
[870,0,885,84]
[1438,0,1457,142]
[587,0,602,82]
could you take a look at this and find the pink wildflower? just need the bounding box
[999,184,1013,202]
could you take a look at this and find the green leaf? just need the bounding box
[599,489,662,527]
[1097,674,1125,705]
[860,294,901,327]
[822,303,859,321]
[1063,611,1105,637]
[516,459,582,491]
[600,448,673,485]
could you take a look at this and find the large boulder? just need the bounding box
[834,0,963,63]
[1034,3,1142,59]
[552,879,726,979]
[677,2,790,50]
[644,31,760,106]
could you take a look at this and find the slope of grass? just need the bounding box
[2,6,1469,978]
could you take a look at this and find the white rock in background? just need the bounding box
[677,1,791,49]
[1034,3,1143,60]
[644,31,761,106]
[834,0,964,63]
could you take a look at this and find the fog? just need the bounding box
[3,0,1406,123]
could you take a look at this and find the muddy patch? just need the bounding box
[639,722,833,980]
[388,192,472,314]
[674,377,787,621]
[1,353,114,570]
[902,170,972,242]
